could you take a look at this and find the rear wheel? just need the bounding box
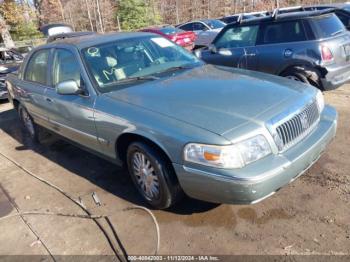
[281,67,322,89]
[281,69,309,84]
[126,142,183,209]
[18,104,39,142]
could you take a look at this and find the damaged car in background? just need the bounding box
[6,32,337,209]
[198,9,350,90]
[0,47,23,100]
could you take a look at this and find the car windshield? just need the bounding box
[159,27,184,35]
[310,14,345,38]
[204,19,226,29]
[82,35,201,92]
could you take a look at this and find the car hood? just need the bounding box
[106,64,317,137]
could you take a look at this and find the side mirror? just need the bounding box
[56,80,82,95]
[208,44,217,54]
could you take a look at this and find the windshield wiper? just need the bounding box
[158,65,193,74]
[115,75,159,84]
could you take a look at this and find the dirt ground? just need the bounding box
[0,84,349,257]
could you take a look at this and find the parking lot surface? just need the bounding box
[0,85,349,256]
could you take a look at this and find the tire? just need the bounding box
[18,104,39,142]
[281,68,310,84]
[280,67,322,89]
[126,142,183,209]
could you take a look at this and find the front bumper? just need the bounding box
[173,105,337,204]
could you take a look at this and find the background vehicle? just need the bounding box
[39,23,74,37]
[140,26,196,50]
[277,5,350,30]
[176,19,226,47]
[199,9,350,90]
[220,11,268,24]
[0,48,23,100]
[220,14,256,24]
[46,31,96,43]
[6,32,336,209]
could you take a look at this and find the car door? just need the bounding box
[201,24,259,70]
[43,47,100,151]
[255,20,308,74]
[19,48,51,128]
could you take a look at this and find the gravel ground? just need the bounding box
[0,85,349,257]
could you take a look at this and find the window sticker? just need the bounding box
[151,37,174,48]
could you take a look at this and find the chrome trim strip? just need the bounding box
[49,119,98,140]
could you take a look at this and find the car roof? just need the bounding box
[228,8,335,26]
[43,31,157,49]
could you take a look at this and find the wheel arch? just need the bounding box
[278,63,326,89]
[115,132,175,169]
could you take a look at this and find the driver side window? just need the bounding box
[52,49,81,87]
[215,25,259,49]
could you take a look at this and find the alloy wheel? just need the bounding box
[131,151,160,200]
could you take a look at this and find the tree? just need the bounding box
[117,0,161,30]
[0,13,14,47]
[0,0,42,42]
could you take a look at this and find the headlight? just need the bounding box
[316,90,324,113]
[184,135,271,169]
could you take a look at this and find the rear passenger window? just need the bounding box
[24,50,49,85]
[260,21,306,44]
[215,25,259,48]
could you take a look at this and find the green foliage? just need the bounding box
[117,0,162,31]
[0,0,43,41]
[10,22,43,41]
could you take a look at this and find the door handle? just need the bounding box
[46,98,53,103]
[245,53,256,57]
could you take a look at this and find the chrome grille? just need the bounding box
[275,100,320,151]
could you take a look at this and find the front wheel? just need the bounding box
[18,104,39,142]
[126,142,183,209]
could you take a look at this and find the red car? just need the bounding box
[140,26,196,50]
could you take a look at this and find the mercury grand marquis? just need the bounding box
[6,32,337,209]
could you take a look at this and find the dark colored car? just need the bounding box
[0,48,23,100]
[140,26,196,50]
[303,5,350,30]
[198,9,350,90]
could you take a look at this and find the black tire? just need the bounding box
[281,68,310,84]
[18,104,39,143]
[281,66,322,89]
[126,142,183,209]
